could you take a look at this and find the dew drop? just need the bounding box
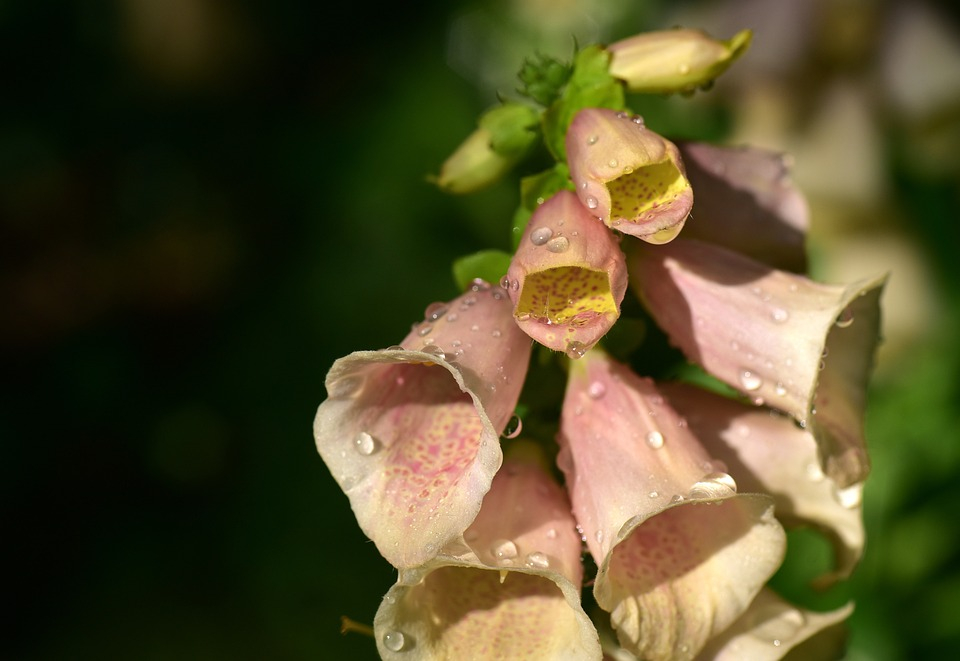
[632,116,644,126]
[499,275,510,289]
[470,278,491,292]
[385,344,404,351]
[502,414,523,439]
[689,472,738,499]
[530,227,553,245]
[648,490,659,499]
[835,483,863,509]
[545,528,558,539]
[774,382,787,397]
[417,324,433,337]
[525,551,550,569]
[608,158,619,168]
[382,630,406,652]
[805,462,825,482]
[421,345,446,361]
[491,539,518,562]
[585,195,599,210]
[670,494,685,504]
[491,329,502,338]
[587,134,598,145]
[678,63,691,75]
[565,341,588,359]
[739,369,763,391]
[646,430,665,449]
[546,236,570,253]
[835,307,855,328]
[588,381,607,399]
[771,307,789,323]
[595,530,604,544]
[354,431,379,456]
[424,302,448,321]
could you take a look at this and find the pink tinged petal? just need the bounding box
[678,142,809,273]
[557,350,786,661]
[506,190,628,358]
[629,238,887,487]
[696,589,854,660]
[374,443,602,660]
[566,108,693,243]
[661,382,864,585]
[313,282,532,569]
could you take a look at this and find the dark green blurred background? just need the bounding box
[4,1,959,659]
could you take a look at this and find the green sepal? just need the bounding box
[452,249,514,291]
[541,45,626,161]
[510,163,573,249]
[517,52,573,107]
[479,103,541,157]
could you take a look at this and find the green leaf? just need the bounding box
[452,250,513,291]
[541,45,626,160]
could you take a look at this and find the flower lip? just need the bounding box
[506,189,628,357]
[314,283,532,569]
[565,107,693,243]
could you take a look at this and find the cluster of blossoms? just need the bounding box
[314,27,885,660]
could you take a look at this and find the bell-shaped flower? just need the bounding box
[505,189,628,358]
[660,381,865,586]
[607,28,752,95]
[557,349,786,661]
[434,103,540,194]
[374,441,601,660]
[628,238,886,488]
[313,281,533,569]
[677,141,810,273]
[697,589,854,660]
[566,108,693,243]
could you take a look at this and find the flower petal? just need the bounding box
[629,238,886,487]
[314,282,532,568]
[696,589,854,660]
[566,108,693,243]
[660,381,864,585]
[506,189,628,357]
[374,442,601,660]
[678,142,809,273]
[557,350,786,661]
[607,28,752,95]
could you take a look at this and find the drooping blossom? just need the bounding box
[505,189,628,358]
[314,280,532,569]
[660,381,865,586]
[557,348,786,661]
[607,28,753,95]
[374,441,601,660]
[628,237,886,488]
[565,108,693,243]
[677,141,810,273]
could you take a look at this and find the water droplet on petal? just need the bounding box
[382,630,406,652]
[502,414,523,439]
[678,63,691,74]
[565,341,587,359]
[774,382,787,396]
[417,324,433,337]
[470,278,491,292]
[530,227,553,245]
[588,381,607,399]
[646,431,665,449]
[499,275,510,289]
[608,158,619,168]
[805,462,825,482]
[632,116,644,126]
[491,539,518,563]
[546,236,570,253]
[421,345,446,361]
[648,490,659,499]
[688,472,738,499]
[771,307,789,323]
[545,528,558,539]
[835,483,863,509]
[587,134,598,145]
[424,302,448,321]
[670,494,685,504]
[739,369,763,391]
[525,551,550,569]
[354,431,379,455]
[836,307,855,328]
[585,195,599,210]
